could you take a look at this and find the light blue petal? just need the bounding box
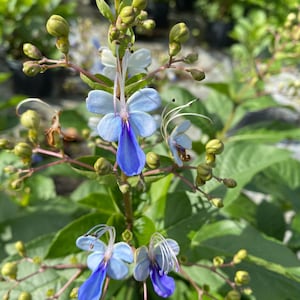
[112,242,134,263]
[150,266,175,298]
[97,113,121,142]
[78,261,107,300]
[172,120,191,136]
[166,239,180,255]
[133,246,151,282]
[87,252,105,272]
[102,66,116,80]
[107,257,129,280]
[117,121,146,176]
[101,48,116,67]
[86,90,114,114]
[128,48,151,69]
[127,88,161,112]
[174,133,192,149]
[130,112,157,137]
[76,236,107,253]
[168,137,183,167]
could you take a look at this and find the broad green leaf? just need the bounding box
[96,0,114,21]
[45,212,109,258]
[133,216,156,246]
[79,72,113,93]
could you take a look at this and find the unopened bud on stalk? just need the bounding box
[146,152,160,169]
[205,153,216,166]
[205,139,224,155]
[141,19,155,31]
[234,270,250,285]
[17,292,32,300]
[69,288,78,298]
[46,15,69,37]
[118,183,130,194]
[1,262,18,279]
[195,174,206,186]
[197,163,212,181]
[211,198,224,208]
[225,290,241,300]
[14,142,32,163]
[136,10,148,21]
[184,53,198,64]
[94,157,112,175]
[132,0,147,10]
[233,249,248,264]
[108,25,119,41]
[122,229,133,243]
[15,241,26,257]
[20,110,40,129]
[56,36,70,55]
[169,22,190,44]
[213,256,224,266]
[119,6,137,25]
[22,61,41,77]
[223,178,237,188]
[169,41,181,57]
[23,43,42,60]
[186,69,205,81]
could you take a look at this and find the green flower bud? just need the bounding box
[234,270,250,285]
[15,241,26,257]
[46,289,55,297]
[94,157,112,175]
[186,68,205,81]
[23,43,43,60]
[17,292,32,300]
[4,166,16,174]
[168,41,181,57]
[205,139,224,155]
[211,198,224,208]
[205,153,216,166]
[46,15,69,37]
[146,152,160,169]
[169,22,190,44]
[213,256,224,267]
[14,142,32,163]
[136,10,148,21]
[122,229,133,243]
[233,249,248,264]
[56,36,70,54]
[223,178,237,188]
[28,129,39,144]
[184,52,198,64]
[108,25,120,41]
[32,256,42,264]
[69,287,78,299]
[0,138,10,149]
[119,183,130,194]
[20,109,40,129]
[197,163,212,181]
[132,0,147,10]
[10,179,23,190]
[119,6,137,25]
[225,290,241,300]
[195,174,206,186]
[22,61,42,77]
[141,19,155,31]
[1,262,18,279]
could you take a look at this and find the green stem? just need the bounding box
[121,172,133,230]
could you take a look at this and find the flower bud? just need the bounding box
[1,262,18,279]
[132,0,147,10]
[146,152,160,169]
[122,229,133,243]
[136,10,148,21]
[213,256,224,266]
[211,198,224,208]
[10,179,23,190]
[22,61,41,77]
[94,157,112,175]
[186,68,205,81]
[0,138,10,149]
[119,6,137,25]
[108,25,120,41]
[15,241,26,257]
[184,52,198,64]
[141,19,155,31]
[223,178,237,188]
[205,139,224,155]
[234,270,250,285]
[23,43,43,60]
[197,163,212,181]
[46,15,69,37]
[118,183,130,194]
[20,109,40,129]
[169,22,190,44]
[69,287,78,299]
[17,292,32,300]
[205,153,216,166]
[233,249,248,264]
[4,166,16,174]
[56,36,70,54]
[168,41,181,57]
[195,174,206,186]
[14,142,32,163]
[225,290,241,300]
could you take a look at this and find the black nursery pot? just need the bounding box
[205,20,235,48]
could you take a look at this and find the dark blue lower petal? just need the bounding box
[117,121,145,176]
[78,262,107,300]
[150,266,175,298]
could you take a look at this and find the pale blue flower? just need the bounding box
[101,47,152,80]
[76,225,133,300]
[161,99,211,167]
[133,233,180,298]
[86,49,161,176]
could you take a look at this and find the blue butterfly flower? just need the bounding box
[76,225,133,300]
[133,233,180,298]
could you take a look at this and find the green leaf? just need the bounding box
[80,72,113,93]
[96,0,114,22]
[133,216,156,246]
[125,73,149,96]
[45,212,109,258]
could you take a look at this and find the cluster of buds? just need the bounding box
[168,22,190,57]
